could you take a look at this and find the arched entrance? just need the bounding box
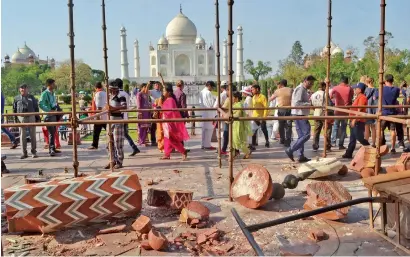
[175,54,190,76]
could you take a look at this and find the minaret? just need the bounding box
[120,26,129,80]
[222,38,228,76]
[236,26,245,82]
[134,39,140,77]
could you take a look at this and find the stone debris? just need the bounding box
[179,201,210,227]
[298,157,343,179]
[304,181,352,220]
[230,164,273,209]
[148,228,168,251]
[349,145,388,177]
[308,229,328,242]
[338,165,348,176]
[385,153,410,174]
[98,224,126,235]
[147,188,193,210]
[132,215,152,234]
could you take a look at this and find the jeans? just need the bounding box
[92,124,106,148]
[222,123,229,152]
[289,118,311,157]
[44,115,57,153]
[396,123,404,143]
[278,109,292,144]
[1,127,17,144]
[313,120,331,149]
[252,121,269,145]
[346,121,370,157]
[331,119,347,147]
[124,124,139,151]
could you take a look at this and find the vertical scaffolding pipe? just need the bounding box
[375,0,386,175]
[227,0,234,201]
[68,0,79,177]
[215,0,222,168]
[101,0,114,171]
[322,0,332,158]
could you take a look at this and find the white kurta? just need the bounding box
[199,88,216,129]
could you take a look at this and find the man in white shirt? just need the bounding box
[214,81,228,154]
[88,82,107,150]
[149,81,162,146]
[199,81,216,150]
[311,82,329,151]
[116,78,140,156]
[213,81,228,108]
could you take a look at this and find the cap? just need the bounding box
[353,82,366,92]
[19,84,28,89]
[304,75,317,82]
[206,81,216,88]
[221,80,228,86]
[278,79,287,87]
[108,81,119,89]
[240,86,252,96]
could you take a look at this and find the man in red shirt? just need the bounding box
[342,83,370,158]
[330,76,353,150]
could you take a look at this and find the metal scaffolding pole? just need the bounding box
[101,0,114,171]
[215,0,222,168]
[227,0,234,202]
[322,0,332,158]
[68,0,79,177]
[375,0,386,175]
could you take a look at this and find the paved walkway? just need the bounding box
[1,129,407,256]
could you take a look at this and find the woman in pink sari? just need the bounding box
[160,84,189,160]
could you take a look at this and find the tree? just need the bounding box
[288,41,304,66]
[244,59,273,81]
[51,60,93,91]
[91,69,105,86]
[280,61,306,88]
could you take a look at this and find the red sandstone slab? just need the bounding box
[4,170,142,233]
[303,181,352,220]
[147,189,193,210]
[230,164,273,209]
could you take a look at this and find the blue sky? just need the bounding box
[2,0,410,78]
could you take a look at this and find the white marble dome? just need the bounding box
[195,35,205,45]
[158,35,168,45]
[18,43,36,59]
[11,49,25,62]
[165,11,197,45]
[332,46,344,55]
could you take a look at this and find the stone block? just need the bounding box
[386,153,410,173]
[349,145,388,173]
[146,189,193,210]
[4,170,142,233]
[67,131,81,145]
[303,181,352,220]
[148,229,168,251]
[231,164,273,209]
[298,157,343,179]
[132,215,152,234]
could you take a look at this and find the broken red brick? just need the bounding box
[208,232,220,241]
[338,165,348,176]
[190,218,200,226]
[197,234,207,245]
[308,230,328,242]
[175,242,183,246]
[181,232,193,239]
[132,215,152,234]
[148,229,168,251]
[303,181,352,220]
[140,241,152,250]
[186,201,210,221]
[174,237,184,243]
[230,164,273,209]
[98,224,126,234]
[349,145,388,174]
[147,189,193,210]
[204,228,219,237]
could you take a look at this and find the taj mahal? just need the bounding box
[120,7,245,83]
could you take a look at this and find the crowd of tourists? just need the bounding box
[1,73,408,172]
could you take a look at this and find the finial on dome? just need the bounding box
[180,4,182,13]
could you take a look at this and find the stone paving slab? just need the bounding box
[1,130,408,255]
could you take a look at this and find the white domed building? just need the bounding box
[120,7,245,83]
[320,41,344,57]
[3,42,56,68]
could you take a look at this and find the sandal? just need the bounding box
[243,150,252,159]
[160,156,170,160]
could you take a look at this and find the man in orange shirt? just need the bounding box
[342,83,370,158]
